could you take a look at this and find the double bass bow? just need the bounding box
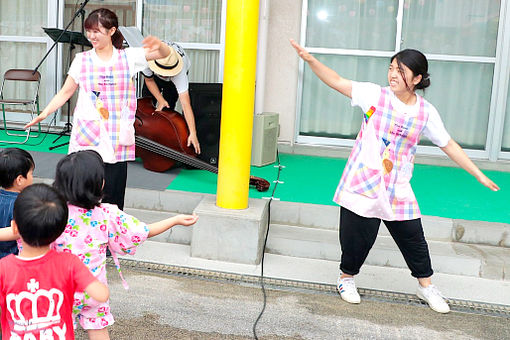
[134,97,270,192]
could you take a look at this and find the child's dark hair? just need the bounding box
[84,8,124,49]
[391,49,430,91]
[0,148,34,188]
[53,150,104,210]
[14,184,68,247]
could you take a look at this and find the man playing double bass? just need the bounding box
[141,41,201,155]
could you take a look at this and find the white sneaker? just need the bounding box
[337,276,361,304]
[417,284,450,313]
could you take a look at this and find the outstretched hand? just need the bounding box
[290,38,313,62]
[142,35,171,61]
[175,214,199,227]
[440,139,500,192]
[142,35,163,54]
[478,173,500,191]
[24,114,45,129]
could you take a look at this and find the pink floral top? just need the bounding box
[51,203,149,287]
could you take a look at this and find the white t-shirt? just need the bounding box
[141,42,191,94]
[68,47,148,84]
[351,81,451,147]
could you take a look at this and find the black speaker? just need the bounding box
[189,83,222,166]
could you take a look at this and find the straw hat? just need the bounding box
[148,45,183,77]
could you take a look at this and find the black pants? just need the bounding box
[339,207,433,278]
[142,77,179,110]
[103,161,128,210]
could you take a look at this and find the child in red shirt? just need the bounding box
[0,184,109,339]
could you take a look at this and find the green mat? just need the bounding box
[168,154,345,204]
[168,154,510,223]
[0,129,69,154]
[412,164,509,223]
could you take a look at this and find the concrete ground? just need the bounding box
[75,266,510,340]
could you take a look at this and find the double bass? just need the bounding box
[134,97,270,192]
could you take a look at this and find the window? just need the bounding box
[0,0,51,122]
[298,0,505,156]
[0,0,47,37]
[142,0,224,83]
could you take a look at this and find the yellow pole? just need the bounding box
[216,0,260,209]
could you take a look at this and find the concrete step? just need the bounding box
[121,203,510,283]
[124,207,192,245]
[127,191,510,248]
[266,224,510,280]
[124,189,510,249]
[115,190,510,306]
[268,200,510,247]
[122,189,509,281]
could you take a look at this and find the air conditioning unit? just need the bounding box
[251,112,279,166]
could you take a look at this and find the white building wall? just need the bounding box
[263,0,302,145]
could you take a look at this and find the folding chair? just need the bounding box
[0,69,42,144]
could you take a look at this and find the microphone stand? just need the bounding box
[34,0,90,75]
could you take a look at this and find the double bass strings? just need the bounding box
[135,135,269,192]
[135,135,217,172]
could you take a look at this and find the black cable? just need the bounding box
[253,149,282,340]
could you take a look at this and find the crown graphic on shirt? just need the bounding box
[6,279,64,332]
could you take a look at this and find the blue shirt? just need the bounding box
[0,189,18,258]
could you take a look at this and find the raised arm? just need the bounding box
[290,38,353,98]
[84,280,109,303]
[147,214,198,238]
[142,36,171,61]
[440,139,499,191]
[24,76,78,129]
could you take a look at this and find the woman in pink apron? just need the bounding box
[291,39,499,313]
[25,8,172,211]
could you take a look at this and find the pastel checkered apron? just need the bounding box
[333,87,429,221]
[69,49,137,163]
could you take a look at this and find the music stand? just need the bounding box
[43,28,91,150]
[43,28,91,48]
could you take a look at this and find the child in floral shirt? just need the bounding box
[51,150,198,340]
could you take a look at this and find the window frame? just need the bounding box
[490,0,510,159]
[139,0,227,83]
[296,0,510,161]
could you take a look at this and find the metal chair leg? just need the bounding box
[0,103,39,144]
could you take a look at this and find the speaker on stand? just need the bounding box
[189,83,223,166]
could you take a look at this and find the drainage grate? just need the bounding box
[110,258,510,318]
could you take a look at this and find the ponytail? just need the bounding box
[112,29,124,49]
